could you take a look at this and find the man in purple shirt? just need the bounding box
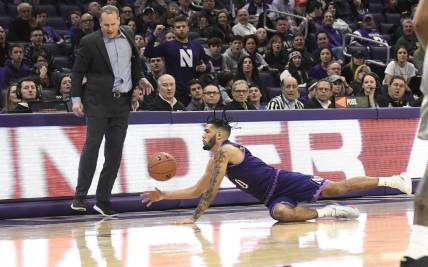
[144,16,210,105]
[142,113,412,224]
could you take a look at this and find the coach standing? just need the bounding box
[70,5,153,216]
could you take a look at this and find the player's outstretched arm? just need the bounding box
[141,159,216,207]
[179,147,229,224]
[414,0,428,49]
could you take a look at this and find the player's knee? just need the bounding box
[272,204,295,222]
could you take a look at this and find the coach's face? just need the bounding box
[100,12,120,39]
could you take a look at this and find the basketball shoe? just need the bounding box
[323,204,360,219]
[388,173,412,195]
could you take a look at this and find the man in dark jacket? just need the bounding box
[146,74,186,111]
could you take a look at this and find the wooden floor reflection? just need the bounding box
[0,196,414,267]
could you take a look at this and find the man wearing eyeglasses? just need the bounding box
[199,84,224,111]
[304,79,334,109]
[224,80,257,110]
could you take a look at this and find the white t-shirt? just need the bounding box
[383,61,416,83]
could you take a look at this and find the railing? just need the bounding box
[342,33,391,67]
[263,9,308,38]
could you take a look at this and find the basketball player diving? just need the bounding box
[142,103,412,224]
[400,0,428,266]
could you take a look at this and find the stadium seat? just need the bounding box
[34,5,59,17]
[54,56,72,69]
[41,88,58,100]
[381,34,391,44]
[347,46,369,57]
[0,2,6,15]
[371,46,389,62]
[371,13,386,24]
[259,71,280,88]
[188,31,200,40]
[385,13,401,24]
[58,5,81,20]
[8,5,17,17]
[44,43,64,56]
[380,23,394,34]
[266,87,282,100]
[369,3,383,13]
[0,16,11,29]
[47,17,67,30]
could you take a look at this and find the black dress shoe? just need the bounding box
[71,198,86,212]
[93,204,118,217]
[400,256,428,267]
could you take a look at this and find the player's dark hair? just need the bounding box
[207,110,232,136]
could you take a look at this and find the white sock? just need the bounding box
[316,207,333,218]
[378,177,390,187]
[405,224,428,259]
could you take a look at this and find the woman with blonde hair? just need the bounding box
[350,64,371,95]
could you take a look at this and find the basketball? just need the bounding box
[148,152,177,181]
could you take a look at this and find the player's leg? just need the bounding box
[401,170,428,266]
[321,174,412,198]
[271,203,318,222]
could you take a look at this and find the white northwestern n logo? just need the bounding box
[179,49,193,67]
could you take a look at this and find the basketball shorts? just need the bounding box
[266,170,329,218]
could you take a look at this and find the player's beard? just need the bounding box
[203,135,216,150]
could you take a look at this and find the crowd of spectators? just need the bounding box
[0,0,423,113]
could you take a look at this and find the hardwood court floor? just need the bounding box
[0,195,414,267]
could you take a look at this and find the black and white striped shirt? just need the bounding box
[266,94,304,110]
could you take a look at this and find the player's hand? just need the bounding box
[72,101,85,117]
[153,25,165,37]
[141,187,164,207]
[195,63,207,73]
[174,217,196,225]
[139,78,154,95]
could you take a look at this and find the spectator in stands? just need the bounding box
[0,26,10,67]
[120,5,135,25]
[217,72,234,104]
[199,84,224,111]
[185,79,204,111]
[148,57,165,81]
[57,74,71,101]
[23,28,55,69]
[206,37,223,73]
[135,33,146,57]
[177,0,195,19]
[303,1,323,34]
[352,14,388,47]
[32,55,52,88]
[318,11,343,48]
[243,0,274,18]
[394,18,418,55]
[224,80,257,110]
[264,35,287,73]
[287,32,315,70]
[34,10,65,44]
[12,77,41,113]
[248,83,265,110]
[160,2,180,29]
[232,9,257,37]
[222,35,247,74]
[309,47,333,80]
[342,50,367,83]
[145,74,185,111]
[144,17,210,105]
[0,44,31,91]
[272,17,293,50]
[196,0,217,27]
[243,35,268,70]
[87,1,101,30]
[358,72,380,108]
[136,7,157,38]
[71,13,94,57]
[350,64,372,95]
[378,76,412,107]
[280,50,309,86]
[67,11,81,42]
[383,46,416,87]
[326,1,351,33]
[202,11,234,44]
[255,27,268,55]
[326,61,342,76]
[266,76,304,110]
[7,2,36,42]
[304,79,334,109]
[329,75,348,98]
[2,84,19,113]
[312,31,330,59]
[131,86,144,111]
[234,56,263,95]
[349,0,369,23]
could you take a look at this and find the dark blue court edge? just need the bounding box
[0,179,420,220]
[0,108,421,127]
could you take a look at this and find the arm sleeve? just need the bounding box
[71,37,90,98]
[143,34,166,58]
